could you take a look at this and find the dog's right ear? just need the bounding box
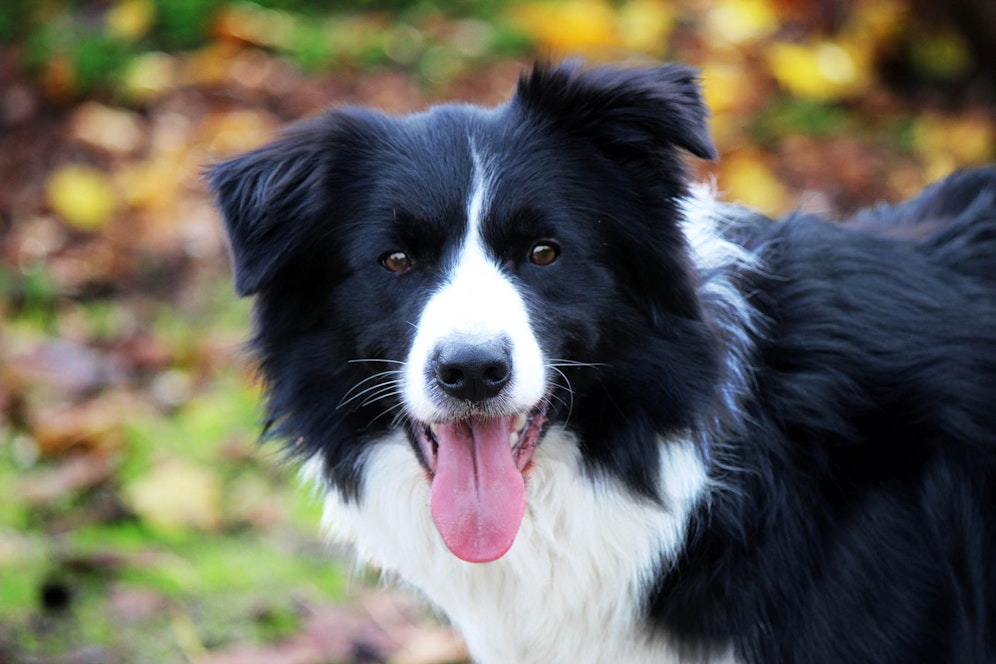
[207,115,336,296]
[513,60,717,166]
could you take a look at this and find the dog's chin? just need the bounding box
[406,399,550,563]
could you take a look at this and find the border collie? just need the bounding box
[209,61,996,663]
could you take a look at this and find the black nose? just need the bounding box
[434,341,512,403]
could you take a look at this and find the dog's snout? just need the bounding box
[433,340,512,403]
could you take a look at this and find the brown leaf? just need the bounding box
[29,392,140,457]
[107,585,170,623]
[4,339,128,398]
[19,453,115,505]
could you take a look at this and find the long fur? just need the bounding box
[209,61,996,663]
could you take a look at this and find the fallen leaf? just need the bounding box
[701,59,752,116]
[29,391,142,457]
[508,0,620,55]
[106,0,156,41]
[115,155,186,212]
[46,165,119,231]
[707,0,778,44]
[118,51,179,104]
[107,585,170,623]
[124,458,222,532]
[391,626,468,664]
[913,113,994,170]
[4,339,128,400]
[19,453,115,505]
[617,0,676,54]
[212,3,296,50]
[767,32,876,102]
[0,530,45,567]
[41,55,77,102]
[719,151,790,215]
[182,41,243,88]
[70,102,146,155]
[201,110,278,156]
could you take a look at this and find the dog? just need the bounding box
[208,61,996,663]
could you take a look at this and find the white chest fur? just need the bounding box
[308,429,723,664]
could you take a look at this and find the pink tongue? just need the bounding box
[429,416,526,563]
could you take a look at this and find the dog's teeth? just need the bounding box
[509,432,519,448]
[430,423,439,436]
[513,413,527,431]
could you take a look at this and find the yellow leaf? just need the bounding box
[213,3,296,50]
[106,0,156,41]
[119,51,178,104]
[115,157,185,212]
[707,0,778,44]
[202,110,277,156]
[46,165,118,231]
[767,40,870,101]
[701,59,752,115]
[617,0,676,55]
[913,113,995,179]
[181,41,241,88]
[124,458,222,533]
[509,0,620,55]
[720,152,788,216]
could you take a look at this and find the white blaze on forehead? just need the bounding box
[403,146,546,423]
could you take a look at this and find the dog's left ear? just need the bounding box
[513,60,717,166]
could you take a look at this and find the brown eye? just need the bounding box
[380,251,412,273]
[529,242,559,266]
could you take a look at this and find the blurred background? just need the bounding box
[0,0,992,662]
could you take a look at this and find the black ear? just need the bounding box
[206,116,334,296]
[513,60,717,165]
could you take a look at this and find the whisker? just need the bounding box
[547,364,576,426]
[337,372,402,409]
[370,402,408,427]
[547,391,572,414]
[338,375,400,407]
[547,358,611,369]
[346,381,402,409]
[359,387,405,409]
[347,358,405,365]
[388,407,415,429]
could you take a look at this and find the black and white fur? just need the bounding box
[209,61,996,663]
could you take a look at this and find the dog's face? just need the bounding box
[209,62,718,563]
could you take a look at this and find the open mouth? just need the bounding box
[410,400,550,564]
[415,401,550,476]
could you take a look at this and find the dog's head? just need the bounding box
[208,61,719,562]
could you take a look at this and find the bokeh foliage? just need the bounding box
[0,0,992,662]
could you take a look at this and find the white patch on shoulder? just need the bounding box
[679,182,761,276]
[306,429,733,664]
[402,148,546,422]
[679,183,764,429]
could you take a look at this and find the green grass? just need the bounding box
[0,265,348,660]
